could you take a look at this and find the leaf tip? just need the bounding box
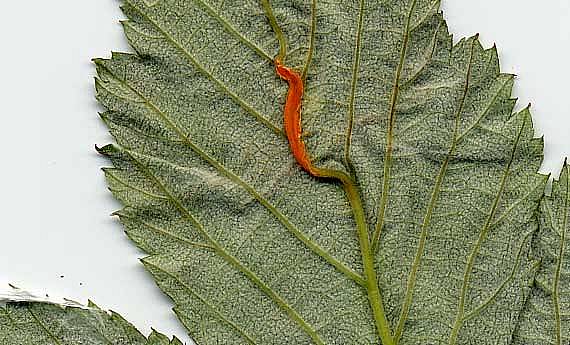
[92,58,107,68]
[139,257,152,270]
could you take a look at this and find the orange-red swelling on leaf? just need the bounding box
[275,59,321,177]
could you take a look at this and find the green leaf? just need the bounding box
[513,161,570,345]
[91,0,552,344]
[0,301,181,345]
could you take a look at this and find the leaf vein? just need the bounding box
[143,260,259,345]
[26,306,63,345]
[192,0,273,61]
[371,0,419,252]
[552,164,569,345]
[448,113,528,344]
[301,0,317,81]
[106,170,169,201]
[394,37,477,343]
[344,0,365,174]
[462,230,536,322]
[120,214,215,251]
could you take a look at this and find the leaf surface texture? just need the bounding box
[513,163,570,345]
[4,0,567,344]
[0,302,180,345]
[91,0,553,344]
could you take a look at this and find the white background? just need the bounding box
[0,1,568,344]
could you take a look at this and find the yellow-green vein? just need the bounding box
[142,260,258,345]
[462,229,537,322]
[105,168,169,201]
[260,0,287,62]
[193,0,273,61]
[344,0,365,176]
[394,37,477,344]
[448,114,528,345]
[27,306,62,345]
[344,179,395,345]
[371,0,419,253]
[552,161,569,345]
[302,0,317,82]
[260,3,394,342]
[117,213,216,251]
[400,18,443,89]
[457,74,514,143]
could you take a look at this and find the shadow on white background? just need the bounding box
[0,1,568,344]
